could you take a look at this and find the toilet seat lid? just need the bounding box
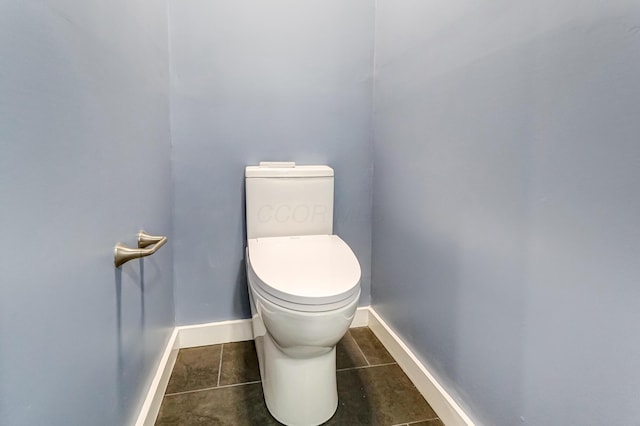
[247,235,361,306]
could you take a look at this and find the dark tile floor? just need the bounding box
[156,327,444,426]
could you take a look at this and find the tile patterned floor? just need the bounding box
[156,327,444,426]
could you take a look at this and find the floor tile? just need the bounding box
[336,331,368,370]
[165,345,222,394]
[326,364,438,425]
[349,327,395,365]
[159,328,443,426]
[219,341,261,386]
[156,383,282,426]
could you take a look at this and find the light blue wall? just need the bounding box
[372,1,640,425]
[169,0,374,324]
[0,1,174,425]
[5,1,638,423]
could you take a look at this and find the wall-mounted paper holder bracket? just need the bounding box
[114,231,167,267]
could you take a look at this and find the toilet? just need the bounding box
[245,162,361,426]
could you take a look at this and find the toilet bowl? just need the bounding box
[246,234,361,426]
[245,163,361,426]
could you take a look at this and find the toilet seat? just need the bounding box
[247,234,361,312]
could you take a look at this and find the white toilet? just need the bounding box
[245,162,361,426]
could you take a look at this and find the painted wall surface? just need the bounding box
[372,1,640,425]
[169,0,374,324]
[0,1,174,425]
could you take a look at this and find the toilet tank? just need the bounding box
[245,163,334,239]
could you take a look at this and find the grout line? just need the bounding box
[165,380,262,397]
[407,418,441,425]
[337,362,397,372]
[389,418,441,426]
[216,343,224,387]
[352,332,371,366]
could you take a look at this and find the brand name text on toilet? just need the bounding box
[257,204,329,223]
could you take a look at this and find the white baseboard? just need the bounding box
[351,306,369,328]
[177,306,370,349]
[136,306,474,426]
[368,308,475,426]
[178,318,254,348]
[352,306,370,327]
[134,328,179,426]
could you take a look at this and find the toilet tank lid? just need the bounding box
[245,163,334,178]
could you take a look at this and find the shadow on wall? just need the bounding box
[234,258,250,318]
[236,179,251,317]
[113,258,155,423]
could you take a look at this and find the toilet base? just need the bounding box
[259,332,338,426]
[246,275,359,426]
